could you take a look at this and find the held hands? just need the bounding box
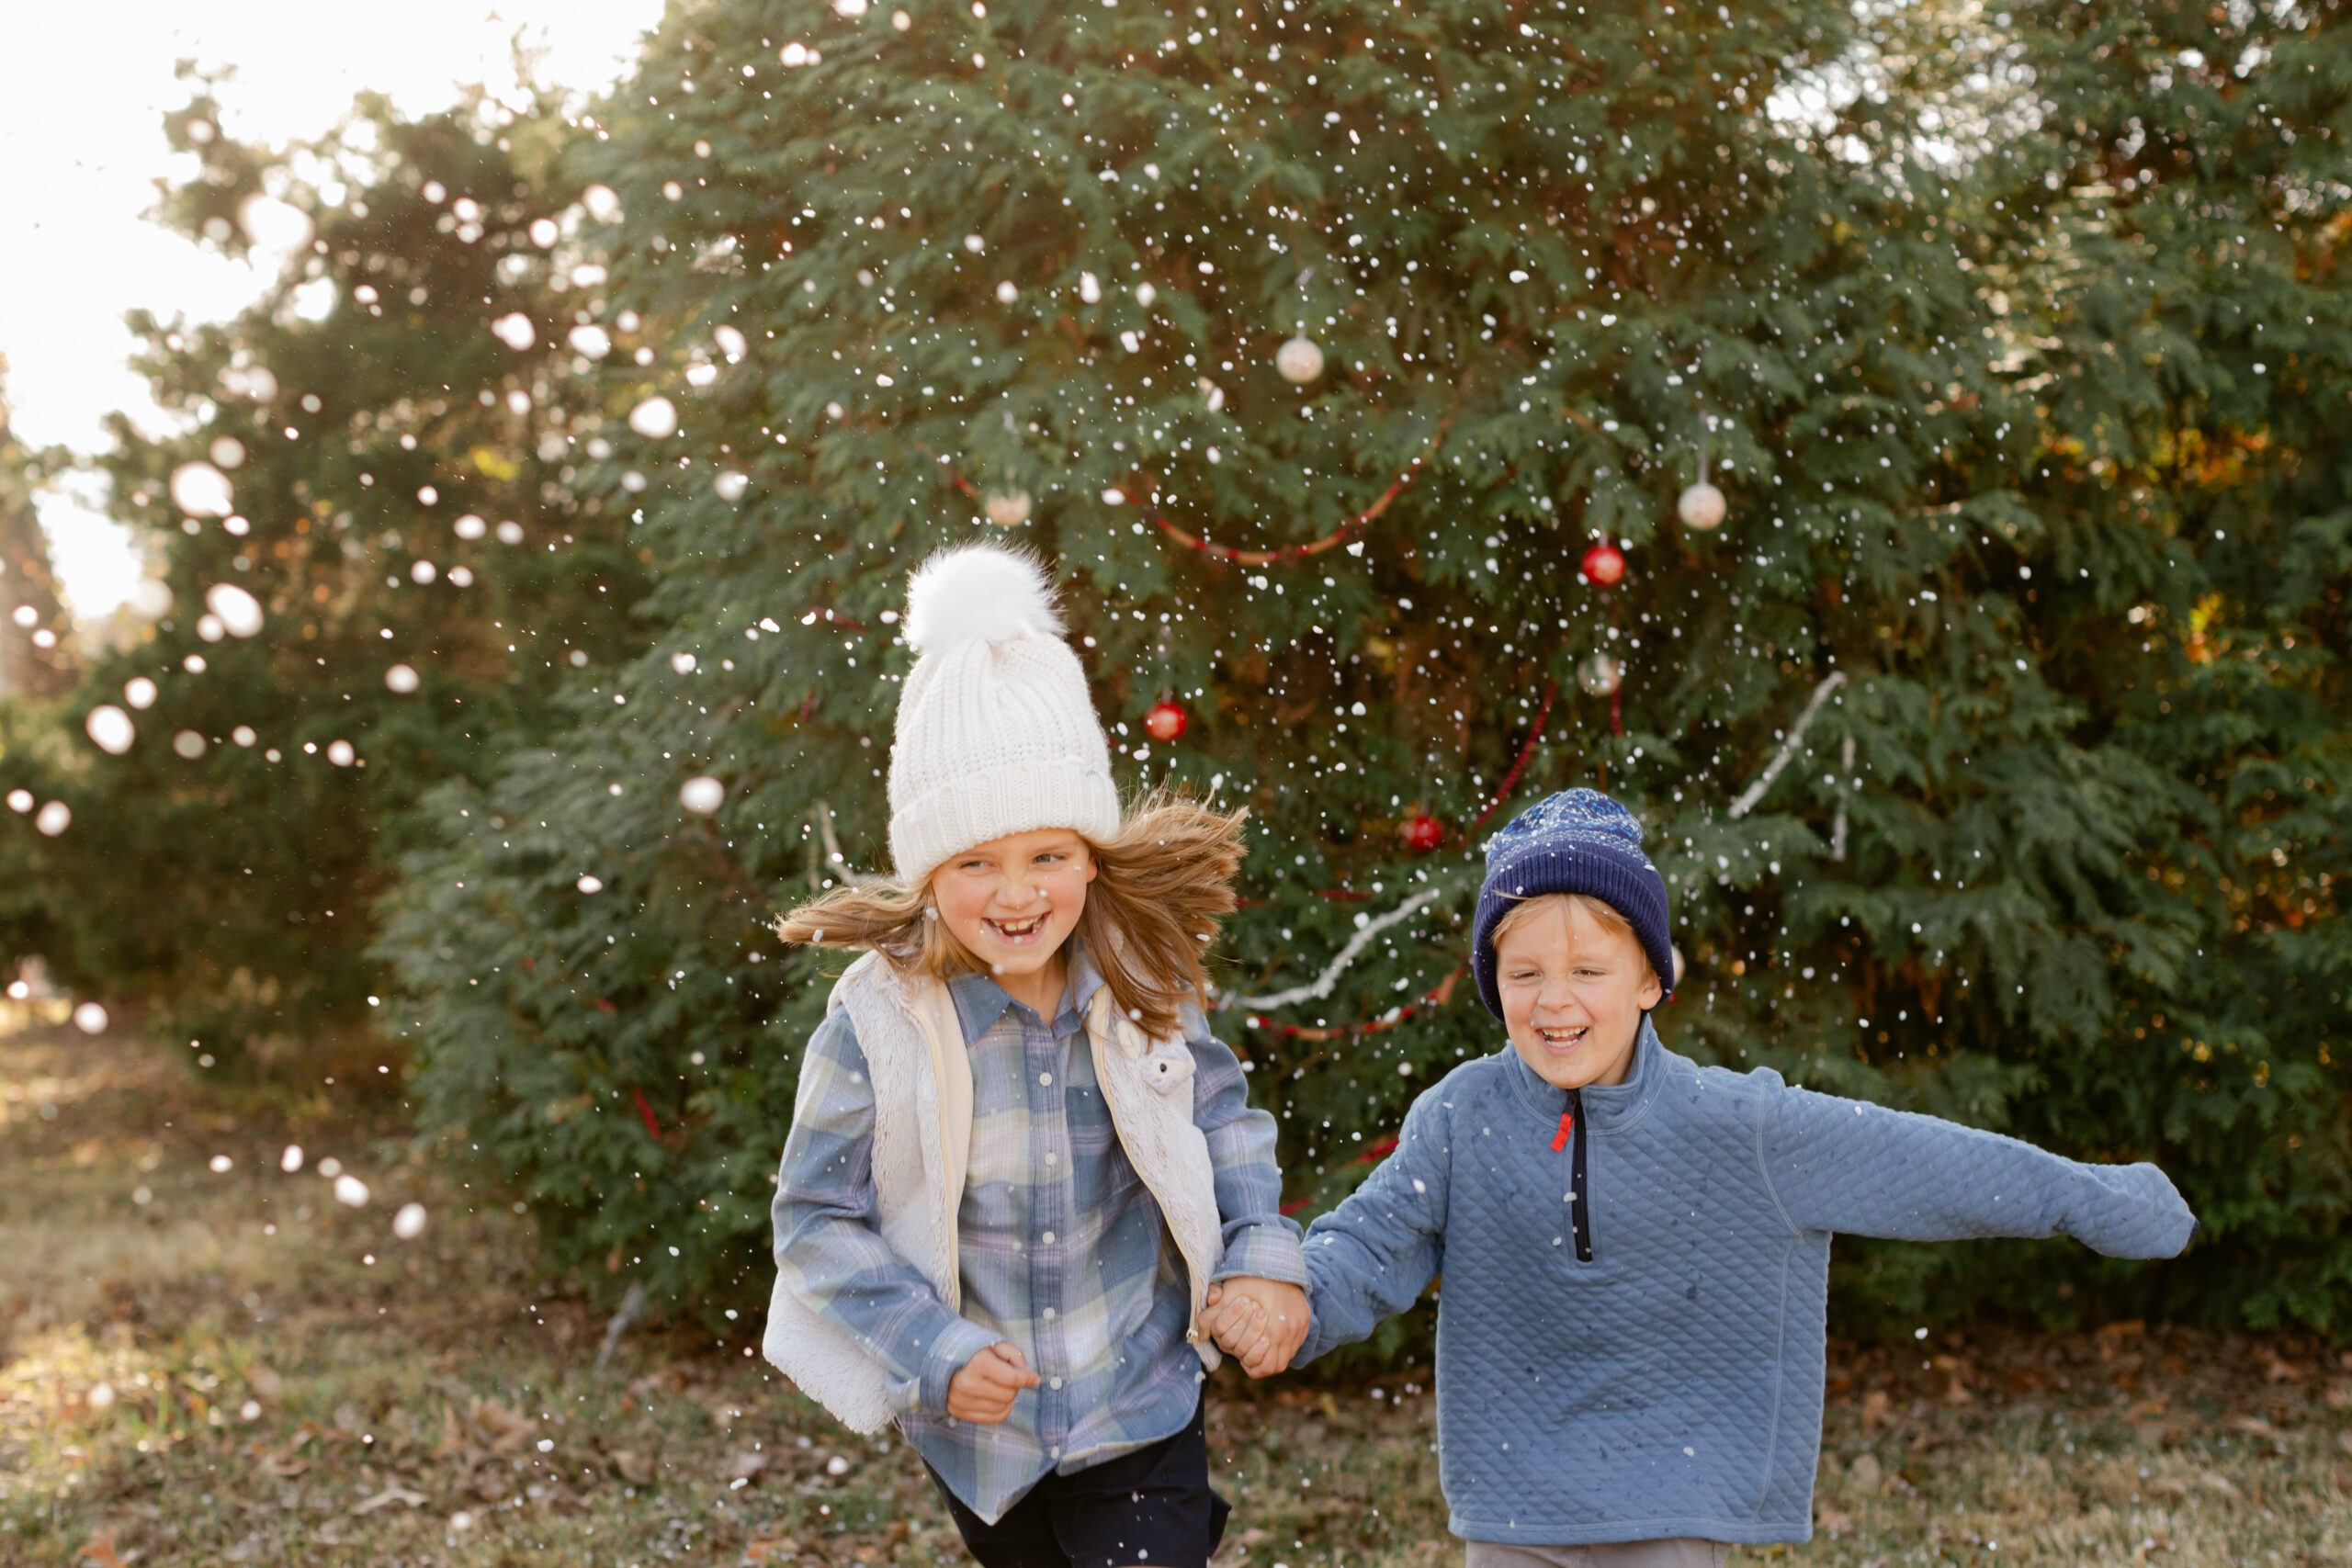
[945,1341,1041,1424]
[1198,1277,1311,1379]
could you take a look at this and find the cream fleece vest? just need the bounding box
[763,952,1227,1435]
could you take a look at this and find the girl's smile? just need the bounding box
[981,908,1053,944]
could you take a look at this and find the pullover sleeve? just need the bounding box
[1758,1084,2197,1258]
[772,1010,1002,1416]
[1184,1010,1308,1286]
[1288,1087,1453,1366]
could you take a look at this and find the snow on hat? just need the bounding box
[1470,787,1675,1018]
[887,544,1120,883]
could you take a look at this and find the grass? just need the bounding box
[3,1010,2349,1566]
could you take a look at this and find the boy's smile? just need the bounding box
[1494,895,1662,1091]
[1532,1022,1592,1055]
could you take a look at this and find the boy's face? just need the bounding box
[930,828,1097,986]
[1495,898,1661,1091]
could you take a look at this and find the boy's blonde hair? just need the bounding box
[1490,892,1654,977]
[774,790,1247,1040]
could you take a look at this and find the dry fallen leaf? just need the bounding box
[353,1484,431,1515]
[608,1448,655,1485]
[74,1529,133,1568]
[1815,1507,1851,1533]
[469,1397,535,1456]
[726,1450,771,1482]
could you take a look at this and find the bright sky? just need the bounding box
[0,1,665,622]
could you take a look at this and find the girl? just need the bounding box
[764,544,1307,1568]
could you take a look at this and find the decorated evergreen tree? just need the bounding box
[0,86,649,1058]
[376,0,2346,1337]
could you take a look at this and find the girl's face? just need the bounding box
[930,828,1098,989]
[1495,897,1661,1091]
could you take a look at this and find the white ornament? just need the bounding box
[1275,333,1325,384]
[983,489,1033,527]
[1678,454,1726,531]
[1678,480,1726,531]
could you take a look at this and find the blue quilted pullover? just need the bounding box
[1291,1024,2197,1547]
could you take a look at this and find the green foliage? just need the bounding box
[0,89,648,1058]
[371,0,2337,1339]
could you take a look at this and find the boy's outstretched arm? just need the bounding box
[775,1012,1006,1416]
[1758,1084,2198,1257]
[1285,1089,1452,1368]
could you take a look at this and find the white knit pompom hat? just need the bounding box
[887,544,1120,884]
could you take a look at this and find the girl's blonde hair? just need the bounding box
[774,790,1247,1040]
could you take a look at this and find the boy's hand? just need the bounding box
[944,1342,1040,1424]
[1200,1277,1310,1378]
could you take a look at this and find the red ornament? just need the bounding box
[1580,541,1626,588]
[1401,813,1445,853]
[1144,699,1189,742]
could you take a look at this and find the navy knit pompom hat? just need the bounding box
[1471,788,1675,1019]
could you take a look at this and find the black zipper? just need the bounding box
[1550,1089,1593,1262]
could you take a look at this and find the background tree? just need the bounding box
[0,378,76,704]
[375,0,2344,1342]
[1939,0,2352,1331]
[0,84,650,1062]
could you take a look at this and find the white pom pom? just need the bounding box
[904,545,1061,652]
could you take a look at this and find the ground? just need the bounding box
[1,1012,2347,1567]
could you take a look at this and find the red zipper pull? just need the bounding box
[1551,1110,1575,1152]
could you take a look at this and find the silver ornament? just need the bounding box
[1577,651,1624,697]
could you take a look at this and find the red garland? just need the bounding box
[1468,680,1559,834]
[1145,423,1448,566]
[630,1085,663,1140]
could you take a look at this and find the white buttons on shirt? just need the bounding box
[1039,1071,1053,1086]
[1041,1230,1056,1244]
[1045,1151,1058,1166]
[1049,1376,1064,1391]
[1043,1307,1057,1321]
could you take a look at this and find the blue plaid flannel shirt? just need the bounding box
[772,942,1306,1521]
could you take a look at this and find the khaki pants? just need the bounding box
[1464,1540,1730,1568]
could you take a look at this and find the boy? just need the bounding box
[1206,788,2195,1566]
